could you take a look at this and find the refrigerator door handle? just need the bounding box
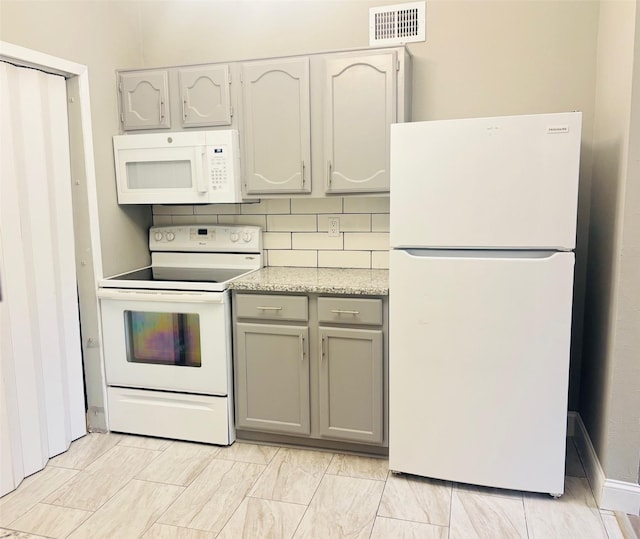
[400,249,567,260]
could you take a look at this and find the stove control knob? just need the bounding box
[242,231,252,243]
[230,232,240,242]
[166,232,175,241]
[154,231,163,242]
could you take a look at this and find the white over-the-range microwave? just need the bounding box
[113,130,247,205]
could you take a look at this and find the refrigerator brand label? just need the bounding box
[547,125,570,134]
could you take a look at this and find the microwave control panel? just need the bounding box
[208,145,231,192]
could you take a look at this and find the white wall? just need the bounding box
[0,0,152,278]
[136,0,600,121]
[581,0,640,485]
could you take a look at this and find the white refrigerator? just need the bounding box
[388,112,582,495]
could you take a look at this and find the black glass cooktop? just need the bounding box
[106,267,250,284]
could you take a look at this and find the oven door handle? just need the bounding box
[97,288,226,303]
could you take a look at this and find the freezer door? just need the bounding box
[388,249,574,494]
[390,112,581,250]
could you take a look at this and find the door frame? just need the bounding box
[0,41,107,430]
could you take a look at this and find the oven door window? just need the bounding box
[124,311,201,367]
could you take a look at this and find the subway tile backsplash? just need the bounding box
[344,232,390,251]
[318,250,371,269]
[371,213,390,232]
[372,250,390,269]
[262,232,292,250]
[218,214,267,228]
[291,233,343,250]
[268,249,318,267]
[152,197,391,269]
[317,213,371,232]
[343,196,390,214]
[290,197,342,214]
[266,213,317,232]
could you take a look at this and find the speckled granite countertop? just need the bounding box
[229,267,389,296]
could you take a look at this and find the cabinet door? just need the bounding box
[319,327,383,444]
[119,70,170,130]
[323,52,397,193]
[241,58,311,194]
[235,323,310,435]
[178,65,232,127]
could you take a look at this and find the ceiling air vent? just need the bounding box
[369,1,426,46]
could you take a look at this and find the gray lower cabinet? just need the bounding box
[319,327,383,444]
[233,291,387,450]
[235,322,310,435]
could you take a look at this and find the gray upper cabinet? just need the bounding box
[116,46,411,194]
[119,70,171,130]
[319,327,383,444]
[241,57,311,194]
[178,65,232,127]
[235,322,310,435]
[323,51,397,194]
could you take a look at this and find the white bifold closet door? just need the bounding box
[0,61,86,496]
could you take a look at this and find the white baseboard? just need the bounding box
[573,413,640,516]
[567,410,577,437]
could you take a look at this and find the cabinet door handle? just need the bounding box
[327,161,332,189]
[159,98,165,121]
[256,306,282,311]
[301,161,306,185]
[182,98,187,121]
[331,309,360,315]
[321,337,326,360]
[300,335,305,361]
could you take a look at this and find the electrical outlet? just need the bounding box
[328,217,340,237]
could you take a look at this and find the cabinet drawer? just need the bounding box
[318,297,382,326]
[235,294,308,321]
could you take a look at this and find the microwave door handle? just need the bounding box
[195,149,207,193]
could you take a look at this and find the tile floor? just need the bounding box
[0,433,629,539]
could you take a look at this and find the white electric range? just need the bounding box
[97,224,262,445]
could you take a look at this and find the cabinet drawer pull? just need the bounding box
[331,309,360,315]
[256,306,283,311]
